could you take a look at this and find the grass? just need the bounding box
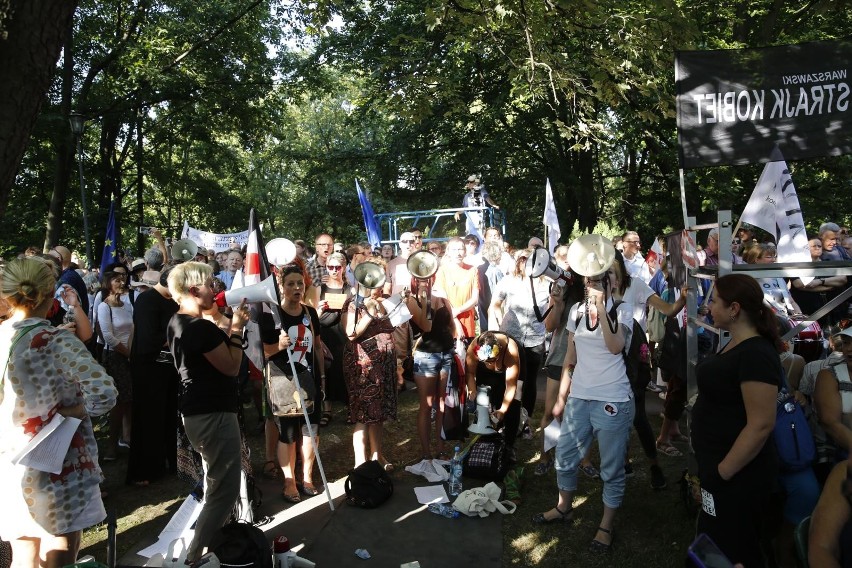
[81,380,698,566]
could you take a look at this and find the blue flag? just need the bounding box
[356,179,382,249]
[99,200,118,275]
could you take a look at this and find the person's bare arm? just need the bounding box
[808,462,848,568]
[815,369,852,453]
[203,300,250,376]
[551,333,577,420]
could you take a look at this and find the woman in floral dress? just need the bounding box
[342,258,398,470]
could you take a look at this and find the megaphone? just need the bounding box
[566,234,615,278]
[214,275,279,307]
[468,385,497,435]
[266,238,297,268]
[171,239,198,262]
[525,248,573,287]
[354,262,386,290]
[407,250,439,280]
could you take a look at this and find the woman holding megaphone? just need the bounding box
[342,257,398,469]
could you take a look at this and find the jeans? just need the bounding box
[554,396,635,509]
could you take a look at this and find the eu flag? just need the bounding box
[356,179,382,249]
[99,200,118,275]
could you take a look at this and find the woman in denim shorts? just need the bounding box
[408,287,456,460]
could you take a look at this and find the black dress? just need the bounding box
[126,288,179,484]
[319,283,350,403]
[692,336,781,567]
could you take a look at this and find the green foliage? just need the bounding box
[5,0,852,261]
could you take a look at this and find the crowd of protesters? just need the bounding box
[1,185,851,566]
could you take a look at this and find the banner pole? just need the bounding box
[678,168,689,230]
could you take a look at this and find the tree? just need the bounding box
[0,0,77,219]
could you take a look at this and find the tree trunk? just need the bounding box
[0,0,78,219]
[43,19,75,252]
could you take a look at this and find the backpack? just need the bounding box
[207,521,273,568]
[774,391,816,472]
[344,460,394,508]
[576,301,648,390]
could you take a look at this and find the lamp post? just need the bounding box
[69,111,93,269]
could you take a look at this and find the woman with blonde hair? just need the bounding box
[167,261,250,563]
[0,258,117,567]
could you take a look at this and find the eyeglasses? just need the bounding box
[327,265,343,271]
[400,239,415,244]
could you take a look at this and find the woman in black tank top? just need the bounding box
[407,289,456,460]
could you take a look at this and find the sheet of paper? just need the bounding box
[324,292,347,310]
[543,418,561,454]
[414,485,449,505]
[137,496,202,558]
[12,415,81,474]
[382,294,412,327]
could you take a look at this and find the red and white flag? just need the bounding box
[230,208,274,379]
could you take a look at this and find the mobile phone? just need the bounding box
[139,226,155,235]
[687,533,735,568]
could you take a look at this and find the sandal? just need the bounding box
[589,527,614,553]
[283,479,301,503]
[670,433,691,444]
[579,463,600,479]
[534,460,553,476]
[532,505,573,524]
[299,482,320,497]
[319,412,332,427]
[656,441,684,457]
[262,460,280,480]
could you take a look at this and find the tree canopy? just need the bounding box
[1,0,850,260]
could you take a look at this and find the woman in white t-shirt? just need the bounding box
[97,269,134,461]
[532,263,634,554]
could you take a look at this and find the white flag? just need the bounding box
[543,179,561,254]
[741,158,812,282]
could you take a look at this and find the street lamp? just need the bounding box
[69,111,93,269]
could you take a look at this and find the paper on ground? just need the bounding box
[543,418,561,453]
[12,415,81,474]
[137,495,202,558]
[414,485,449,505]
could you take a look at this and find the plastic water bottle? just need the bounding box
[427,503,460,518]
[448,446,463,497]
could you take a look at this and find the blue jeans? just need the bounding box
[554,397,635,509]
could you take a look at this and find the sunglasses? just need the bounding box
[400,239,415,244]
[327,265,343,271]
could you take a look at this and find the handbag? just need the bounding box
[452,482,517,517]
[463,433,508,481]
[267,360,315,417]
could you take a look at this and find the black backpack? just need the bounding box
[610,302,652,391]
[344,460,394,508]
[208,521,273,568]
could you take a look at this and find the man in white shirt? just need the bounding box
[621,231,651,284]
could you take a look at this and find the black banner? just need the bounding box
[676,40,852,169]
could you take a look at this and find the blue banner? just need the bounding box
[99,200,118,275]
[356,179,382,248]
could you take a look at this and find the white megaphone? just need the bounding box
[407,250,439,280]
[354,262,386,290]
[524,247,573,287]
[566,234,616,278]
[214,275,279,307]
[266,238,297,268]
[468,385,497,435]
[171,239,198,262]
